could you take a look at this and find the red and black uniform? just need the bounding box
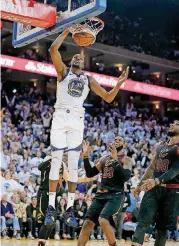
[132,142,179,245]
[85,156,131,224]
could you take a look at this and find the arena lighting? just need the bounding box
[0,54,179,101]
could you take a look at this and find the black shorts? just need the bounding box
[138,186,179,230]
[37,189,49,221]
[86,191,125,224]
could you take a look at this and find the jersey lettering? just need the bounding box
[159,148,169,158]
[103,166,114,179]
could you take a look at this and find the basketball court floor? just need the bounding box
[1,239,178,246]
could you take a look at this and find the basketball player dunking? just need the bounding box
[45,29,129,228]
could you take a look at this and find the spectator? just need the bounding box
[55,197,72,239]
[3,170,23,200]
[1,193,21,239]
[29,151,43,178]
[74,193,88,227]
[18,166,31,185]
[26,196,39,238]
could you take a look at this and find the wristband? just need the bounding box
[155,178,160,186]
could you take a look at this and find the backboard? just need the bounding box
[12,0,106,47]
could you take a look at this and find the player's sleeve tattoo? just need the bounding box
[138,156,155,186]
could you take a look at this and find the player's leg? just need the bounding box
[78,198,105,246]
[64,115,84,227]
[78,219,95,246]
[37,190,54,246]
[154,188,179,246]
[154,230,167,246]
[45,117,67,225]
[131,188,159,246]
[98,193,125,246]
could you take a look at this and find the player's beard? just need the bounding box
[116,145,123,152]
[168,131,179,137]
[72,64,83,69]
[71,60,84,69]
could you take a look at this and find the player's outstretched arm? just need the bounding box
[82,141,102,178]
[38,156,51,171]
[49,29,70,80]
[142,157,179,191]
[90,66,129,103]
[133,156,155,199]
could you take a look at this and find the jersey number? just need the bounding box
[156,158,169,172]
[103,167,114,179]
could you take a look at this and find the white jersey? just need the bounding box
[55,68,90,113]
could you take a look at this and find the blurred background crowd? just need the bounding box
[1,86,179,242]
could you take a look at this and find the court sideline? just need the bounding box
[1,239,178,246]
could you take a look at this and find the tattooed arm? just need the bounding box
[133,156,155,200]
[142,154,179,191]
[138,156,156,186]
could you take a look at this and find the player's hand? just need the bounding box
[109,144,117,159]
[118,66,129,85]
[78,211,83,216]
[82,141,91,157]
[133,186,141,200]
[141,179,156,191]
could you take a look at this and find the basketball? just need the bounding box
[73,32,95,47]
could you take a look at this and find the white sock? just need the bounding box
[49,192,56,208]
[66,192,75,210]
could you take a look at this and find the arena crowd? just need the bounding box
[1,86,179,242]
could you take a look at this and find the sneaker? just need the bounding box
[16,233,21,240]
[27,233,34,239]
[90,235,95,240]
[54,233,60,240]
[119,239,126,243]
[102,235,107,240]
[44,205,56,227]
[149,235,155,242]
[63,207,78,228]
[2,233,9,239]
[97,235,102,240]
[38,241,46,246]
[62,233,67,239]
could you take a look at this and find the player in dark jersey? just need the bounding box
[131,120,179,246]
[37,155,65,246]
[77,137,132,246]
[37,154,94,246]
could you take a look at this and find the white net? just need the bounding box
[69,17,104,39]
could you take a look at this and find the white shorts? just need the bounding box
[50,108,84,151]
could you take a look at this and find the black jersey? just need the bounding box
[38,159,51,190]
[153,142,179,184]
[100,156,131,192]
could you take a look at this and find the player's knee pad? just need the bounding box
[49,150,63,180]
[67,150,80,182]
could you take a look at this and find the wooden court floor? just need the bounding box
[1,239,178,246]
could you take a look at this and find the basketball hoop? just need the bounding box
[69,17,104,47]
[1,0,56,28]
